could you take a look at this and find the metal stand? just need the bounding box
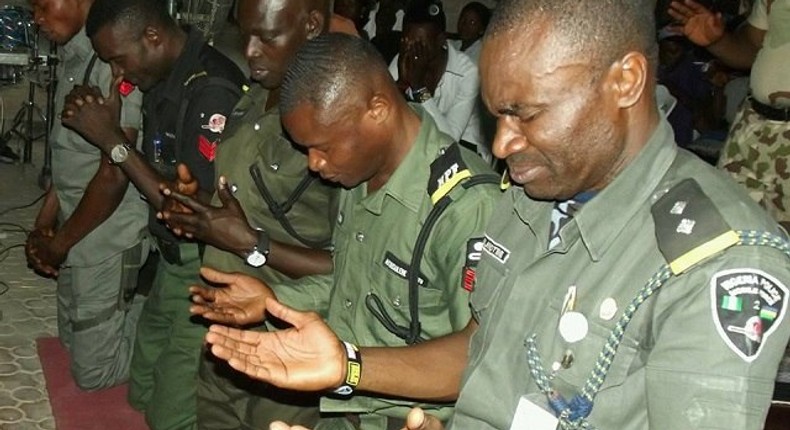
[38,49,57,190]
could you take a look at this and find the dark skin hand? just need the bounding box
[157,164,211,232]
[26,227,59,277]
[269,407,443,430]
[160,176,333,278]
[190,266,275,326]
[158,175,256,254]
[398,36,432,89]
[61,77,122,153]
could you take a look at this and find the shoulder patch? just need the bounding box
[428,143,471,203]
[710,268,788,362]
[462,237,485,292]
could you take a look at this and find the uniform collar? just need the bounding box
[513,118,678,261]
[360,104,452,215]
[61,28,94,64]
[153,27,205,102]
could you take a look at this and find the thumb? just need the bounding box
[405,407,443,430]
[177,163,195,188]
[264,297,314,329]
[199,266,240,286]
[217,176,239,208]
[108,74,123,105]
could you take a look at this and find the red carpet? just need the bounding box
[36,337,148,430]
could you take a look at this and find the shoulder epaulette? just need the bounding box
[428,143,472,204]
[651,178,739,274]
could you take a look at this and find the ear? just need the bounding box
[365,92,390,126]
[142,25,162,47]
[606,51,648,109]
[306,10,326,40]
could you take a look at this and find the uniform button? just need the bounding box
[344,299,352,308]
[337,212,344,225]
[253,123,261,131]
[392,296,401,307]
[270,162,279,171]
[67,77,74,83]
[355,232,365,242]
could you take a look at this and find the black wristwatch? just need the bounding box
[245,228,270,268]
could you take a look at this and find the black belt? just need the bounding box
[750,97,790,122]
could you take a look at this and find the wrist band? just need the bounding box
[332,341,361,397]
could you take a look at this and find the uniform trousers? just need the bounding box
[128,243,206,430]
[57,240,148,390]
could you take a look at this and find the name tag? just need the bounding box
[510,396,558,430]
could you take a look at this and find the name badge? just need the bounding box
[510,396,558,430]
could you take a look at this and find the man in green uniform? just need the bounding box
[187,33,500,429]
[26,0,147,391]
[60,0,245,428]
[199,1,790,429]
[155,0,341,428]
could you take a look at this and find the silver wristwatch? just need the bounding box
[110,141,134,164]
[245,228,270,268]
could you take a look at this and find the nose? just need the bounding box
[492,116,528,160]
[244,37,262,61]
[307,150,326,174]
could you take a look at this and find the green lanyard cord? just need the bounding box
[525,230,790,429]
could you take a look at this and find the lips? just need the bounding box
[507,162,546,185]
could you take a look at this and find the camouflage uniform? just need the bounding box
[716,0,790,226]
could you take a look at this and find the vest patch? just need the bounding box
[382,251,426,287]
[482,234,510,264]
[711,268,788,362]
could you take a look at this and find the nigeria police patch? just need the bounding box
[710,269,788,362]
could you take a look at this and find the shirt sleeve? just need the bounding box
[422,59,480,143]
[179,84,241,192]
[645,244,790,429]
[747,0,768,31]
[424,180,498,331]
[269,273,333,317]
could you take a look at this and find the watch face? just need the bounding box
[246,250,267,267]
[111,144,129,163]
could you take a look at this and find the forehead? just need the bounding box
[93,24,138,55]
[480,24,591,104]
[238,0,303,32]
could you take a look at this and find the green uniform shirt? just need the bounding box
[453,119,790,429]
[50,29,146,267]
[272,107,501,422]
[202,85,339,282]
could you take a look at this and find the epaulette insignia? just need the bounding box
[428,143,471,204]
[651,178,739,274]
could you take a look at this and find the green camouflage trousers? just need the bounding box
[717,99,790,224]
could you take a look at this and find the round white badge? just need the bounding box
[558,311,589,344]
[599,298,618,321]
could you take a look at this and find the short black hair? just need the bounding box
[460,1,491,30]
[86,0,175,39]
[403,0,446,33]
[280,33,390,120]
[487,0,658,70]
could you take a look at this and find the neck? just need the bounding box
[161,27,188,73]
[367,102,421,192]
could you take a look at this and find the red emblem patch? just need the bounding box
[462,267,476,292]
[198,135,218,161]
[118,80,135,97]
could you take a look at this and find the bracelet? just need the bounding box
[332,341,362,397]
